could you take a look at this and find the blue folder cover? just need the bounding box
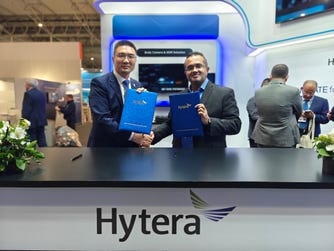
[119,89,158,134]
[169,92,204,137]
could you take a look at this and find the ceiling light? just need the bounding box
[95,1,237,14]
[37,22,43,28]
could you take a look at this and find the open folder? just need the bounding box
[119,89,157,134]
[169,92,204,137]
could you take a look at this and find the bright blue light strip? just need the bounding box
[113,15,219,39]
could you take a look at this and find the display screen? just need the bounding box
[139,64,188,93]
[275,0,334,23]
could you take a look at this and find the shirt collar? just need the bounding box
[114,71,130,86]
[189,78,209,92]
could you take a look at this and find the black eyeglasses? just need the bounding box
[185,63,205,72]
[115,53,137,60]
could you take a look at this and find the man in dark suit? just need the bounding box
[87,40,154,147]
[21,79,48,147]
[246,78,270,147]
[252,64,302,148]
[55,94,76,130]
[298,80,329,137]
[152,51,241,148]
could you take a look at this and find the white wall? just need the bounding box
[0,42,82,84]
[228,0,334,47]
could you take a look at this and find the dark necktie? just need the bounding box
[122,79,129,92]
[299,100,309,129]
[122,80,130,102]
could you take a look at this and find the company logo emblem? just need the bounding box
[190,189,236,222]
[96,190,236,242]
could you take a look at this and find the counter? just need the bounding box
[0,148,333,251]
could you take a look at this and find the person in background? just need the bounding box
[21,78,48,147]
[152,51,241,148]
[55,94,76,130]
[327,107,334,123]
[246,78,270,147]
[298,80,329,137]
[252,64,302,148]
[87,40,154,147]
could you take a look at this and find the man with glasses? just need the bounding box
[152,51,241,148]
[298,80,329,137]
[87,40,154,147]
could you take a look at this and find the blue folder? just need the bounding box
[169,92,204,137]
[119,89,158,134]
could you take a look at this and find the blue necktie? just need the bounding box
[299,100,309,129]
[122,79,129,91]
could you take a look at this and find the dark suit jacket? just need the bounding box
[87,72,142,147]
[308,95,329,137]
[153,82,241,148]
[59,100,76,127]
[21,87,47,128]
[246,96,258,139]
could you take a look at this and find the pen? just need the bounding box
[71,153,83,161]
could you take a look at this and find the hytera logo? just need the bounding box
[96,190,236,242]
[96,208,200,242]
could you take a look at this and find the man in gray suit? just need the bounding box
[252,64,302,148]
[152,51,241,148]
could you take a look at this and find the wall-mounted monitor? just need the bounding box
[139,63,188,93]
[275,0,334,23]
[46,92,59,103]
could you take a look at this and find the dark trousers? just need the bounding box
[67,120,76,131]
[27,126,47,147]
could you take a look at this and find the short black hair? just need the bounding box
[185,51,208,67]
[113,40,137,55]
[271,64,289,78]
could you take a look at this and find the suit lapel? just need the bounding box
[130,78,140,89]
[110,72,123,105]
[201,82,214,105]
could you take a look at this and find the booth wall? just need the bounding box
[100,12,252,147]
[0,42,82,84]
[97,0,334,147]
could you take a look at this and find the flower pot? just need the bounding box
[322,157,334,175]
[0,160,24,175]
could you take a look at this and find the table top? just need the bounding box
[0,147,334,188]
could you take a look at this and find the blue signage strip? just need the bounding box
[113,15,219,39]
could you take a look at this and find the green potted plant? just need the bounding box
[313,130,334,175]
[0,118,44,173]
